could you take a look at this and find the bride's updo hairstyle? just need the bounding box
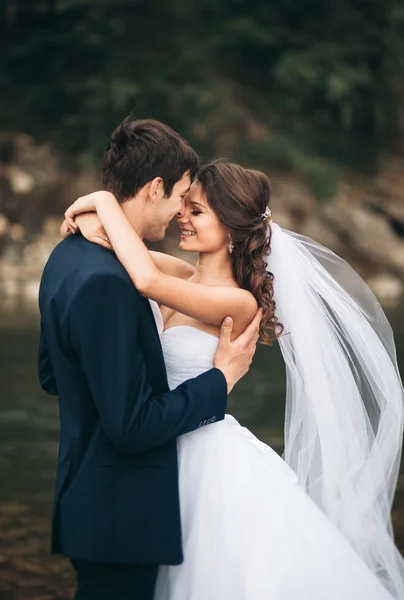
[197,161,283,346]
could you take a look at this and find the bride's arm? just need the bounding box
[149,251,195,281]
[60,211,195,281]
[65,193,258,335]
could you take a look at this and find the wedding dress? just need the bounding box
[148,301,399,600]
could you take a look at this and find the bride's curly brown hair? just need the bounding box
[197,161,283,346]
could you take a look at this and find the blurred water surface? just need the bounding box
[0,295,403,599]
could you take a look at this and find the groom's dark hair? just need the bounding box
[101,117,199,202]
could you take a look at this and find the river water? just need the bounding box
[0,295,403,599]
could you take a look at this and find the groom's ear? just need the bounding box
[148,177,165,203]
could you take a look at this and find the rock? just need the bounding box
[381,197,404,225]
[368,155,404,226]
[366,273,404,307]
[23,279,40,302]
[12,557,48,575]
[1,277,18,297]
[0,213,8,237]
[0,133,100,239]
[8,166,35,195]
[299,214,346,256]
[1,528,28,542]
[322,201,404,275]
[8,223,25,241]
[270,209,294,230]
[43,216,63,236]
[57,168,101,210]
[0,555,10,568]
[6,132,60,188]
[0,501,29,516]
[272,178,316,220]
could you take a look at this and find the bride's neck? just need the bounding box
[192,250,236,286]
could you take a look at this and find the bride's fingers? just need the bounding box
[65,196,97,230]
[60,219,72,237]
[67,220,77,234]
[61,217,77,236]
[64,206,79,232]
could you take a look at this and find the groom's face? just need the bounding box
[144,171,191,242]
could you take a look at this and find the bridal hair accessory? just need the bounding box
[266,223,404,597]
[261,206,271,220]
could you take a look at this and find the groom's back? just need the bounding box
[41,232,126,299]
[39,234,137,554]
[39,233,131,464]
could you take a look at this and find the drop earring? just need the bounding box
[228,239,234,254]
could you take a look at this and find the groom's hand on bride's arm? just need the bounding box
[213,308,262,394]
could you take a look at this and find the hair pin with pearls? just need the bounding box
[261,206,271,221]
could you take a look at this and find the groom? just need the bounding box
[38,117,261,600]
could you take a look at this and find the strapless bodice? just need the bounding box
[148,299,219,389]
[161,326,219,390]
[149,300,219,390]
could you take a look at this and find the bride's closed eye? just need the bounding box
[191,210,201,216]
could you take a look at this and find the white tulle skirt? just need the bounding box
[154,415,396,600]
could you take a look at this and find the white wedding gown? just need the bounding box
[148,302,398,600]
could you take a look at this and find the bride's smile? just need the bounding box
[177,182,230,256]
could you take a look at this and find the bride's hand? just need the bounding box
[60,219,73,239]
[64,190,117,233]
[62,213,113,250]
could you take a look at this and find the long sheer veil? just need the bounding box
[266,223,404,597]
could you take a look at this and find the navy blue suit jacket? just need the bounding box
[38,234,227,565]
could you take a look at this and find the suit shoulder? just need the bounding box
[41,235,139,302]
[53,236,133,281]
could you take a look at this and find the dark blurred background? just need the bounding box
[0,1,404,598]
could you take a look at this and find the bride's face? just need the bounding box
[177,182,229,253]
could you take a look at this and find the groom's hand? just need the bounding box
[213,308,262,394]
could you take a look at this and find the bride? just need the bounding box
[63,160,404,599]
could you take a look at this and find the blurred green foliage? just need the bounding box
[1,0,404,182]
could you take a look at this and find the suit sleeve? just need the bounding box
[38,320,58,396]
[69,273,227,454]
